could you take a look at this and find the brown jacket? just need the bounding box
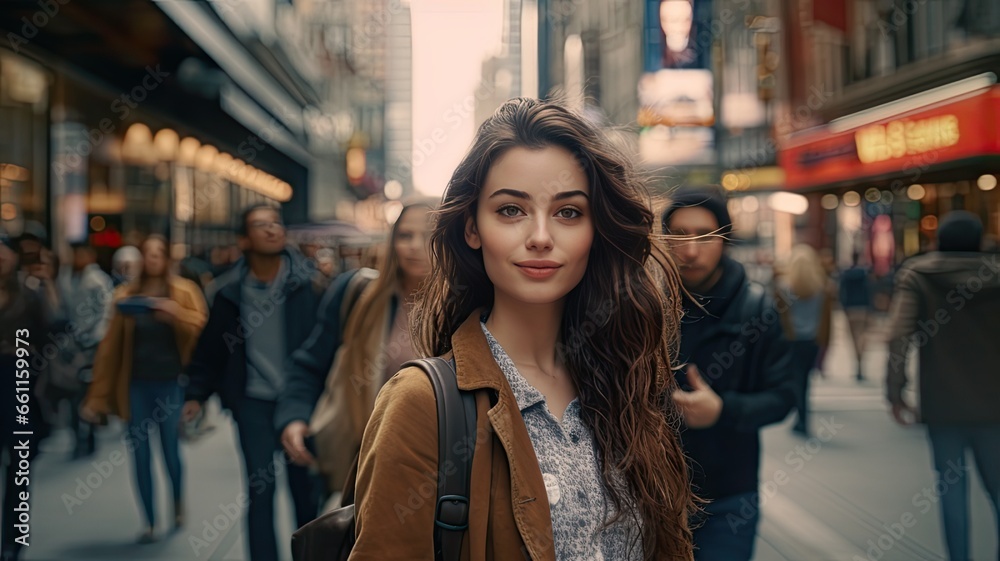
[86,277,208,420]
[350,309,559,561]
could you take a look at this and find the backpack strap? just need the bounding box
[401,357,477,561]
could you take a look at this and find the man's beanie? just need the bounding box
[937,210,983,252]
[661,187,733,239]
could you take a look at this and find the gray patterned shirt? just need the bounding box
[481,322,643,561]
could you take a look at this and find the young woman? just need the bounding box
[82,235,207,543]
[350,98,696,560]
[775,243,832,437]
[278,200,435,497]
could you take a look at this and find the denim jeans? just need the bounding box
[926,424,1000,561]
[790,340,820,433]
[235,397,321,561]
[127,379,184,528]
[692,491,760,561]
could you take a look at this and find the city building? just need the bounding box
[777,0,1000,274]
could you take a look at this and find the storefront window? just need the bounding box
[0,51,49,238]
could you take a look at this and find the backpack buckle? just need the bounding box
[435,495,469,531]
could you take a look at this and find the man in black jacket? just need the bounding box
[886,211,1000,561]
[183,204,322,561]
[663,189,795,561]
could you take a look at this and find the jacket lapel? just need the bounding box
[452,311,557,561]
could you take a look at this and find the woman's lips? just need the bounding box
[515,261,561,279]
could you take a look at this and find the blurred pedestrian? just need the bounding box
[885,210,1000,561]
[349,98,696,560]
[775,244,832,437]
[839,251,871,381]
[814,248,838,377]
[277,200,434,499]
[182,204,323,561]
[662,187,795,561]
[81,235,207,543]
[1,232,51,561]
[110,245,142,288]
[56,241,113,459]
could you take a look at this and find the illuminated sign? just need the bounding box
[854,115,960,164]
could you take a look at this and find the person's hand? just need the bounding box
[152,298,181,323]
[79,404,101,424]
[891,401,919,426]
[672,365,723,429]
[182,400,202,423]
[281,421,316,467]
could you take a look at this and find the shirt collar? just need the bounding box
[480,321,546,413]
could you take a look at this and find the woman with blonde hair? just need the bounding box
[776,243,832,437]
[277,199,435,497]
[82,235,207,543]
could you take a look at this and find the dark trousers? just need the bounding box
[692,491,759,561]
[126,379,184,528]
[927,424,1000,561]
[790,339,819,433]
[68,382,95,458]
[235,397,321,561]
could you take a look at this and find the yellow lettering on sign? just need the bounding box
[854,115,961,164]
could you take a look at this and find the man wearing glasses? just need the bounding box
[663,188,795,561]
[184,203,323,561]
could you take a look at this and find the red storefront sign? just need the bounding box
[779,85,1000,190]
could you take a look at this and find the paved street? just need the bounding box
[22,398,297,561]
[16,311,998,560]
[755,311,997,561]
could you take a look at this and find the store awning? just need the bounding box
[779,75,1000,191]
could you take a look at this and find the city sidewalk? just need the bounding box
[24,399,297,561]
[753,310,997,561]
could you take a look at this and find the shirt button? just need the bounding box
[571,433,580,444]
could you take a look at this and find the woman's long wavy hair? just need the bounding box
[412,98,697,560]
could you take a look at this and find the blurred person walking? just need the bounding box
[56,241,113,459]
[277,200,433,500]
[0,233,51,561]
[886,210,1000,561]
[80,235,207,543]
[839,251,872,381]
[776,244,833,437]
[663,188,795,561]
[182,204,323,561]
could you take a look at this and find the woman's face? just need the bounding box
[394,206,432,283]
[467,145,594,306]
[142,239,168,278]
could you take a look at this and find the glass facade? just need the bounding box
[0,51,49,239]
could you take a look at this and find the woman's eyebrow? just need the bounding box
[487,188,589,200]
[488,188,530,200]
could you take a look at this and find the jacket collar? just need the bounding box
[450,308,556,561]
[451,308,510,393]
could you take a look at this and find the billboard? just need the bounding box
[644,0,713,72]
[639,0,715,165]
[638,68,714,127]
